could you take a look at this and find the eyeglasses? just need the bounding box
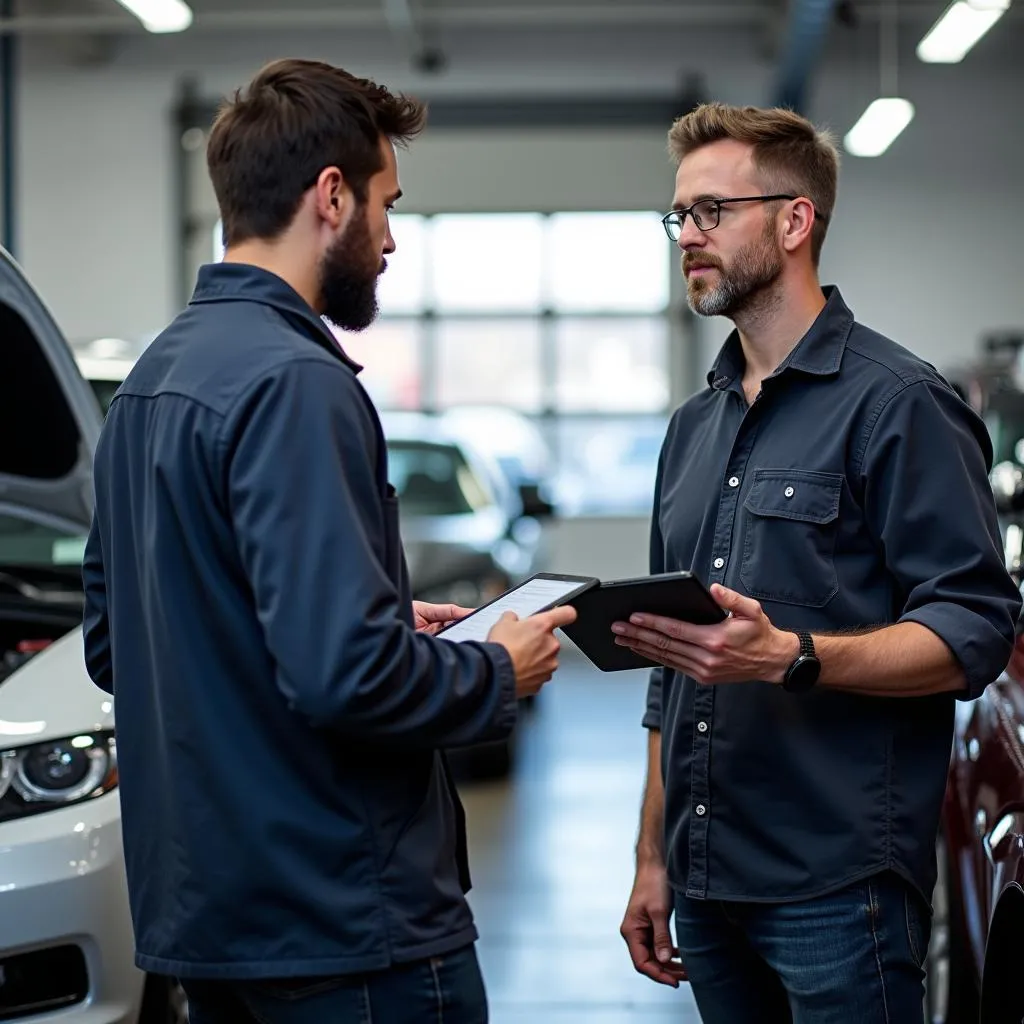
[661,194,822,242]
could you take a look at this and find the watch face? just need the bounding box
[786,656,821,691]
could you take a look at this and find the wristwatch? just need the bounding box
[782,631,821,692]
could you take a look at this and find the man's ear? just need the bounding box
[780,196,816,254]
[312,166,351,230]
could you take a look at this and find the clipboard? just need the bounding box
[560,570,726,672]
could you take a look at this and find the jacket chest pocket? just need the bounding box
[740,469,843,608]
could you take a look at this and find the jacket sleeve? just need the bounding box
[860,377,1022,699]
[221,357,517,745]
[643,437,668,730]
[82,513,114,694]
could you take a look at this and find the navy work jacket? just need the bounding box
[83,263,516,979]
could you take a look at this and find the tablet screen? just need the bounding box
[436,574,595,644]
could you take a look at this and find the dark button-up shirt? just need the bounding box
[644,287,1020,904]
[82,263,517,979]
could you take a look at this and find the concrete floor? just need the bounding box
[459,647,701,1023]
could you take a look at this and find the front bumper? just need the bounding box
[0,792,145,1023]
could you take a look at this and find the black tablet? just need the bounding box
[434,572,599,644]
[561,570,726,672]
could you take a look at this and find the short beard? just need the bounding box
[686,219,782,320]
[320,205,383,332]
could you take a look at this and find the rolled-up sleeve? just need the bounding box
[860,378,1021,698]
[643,442,668,729]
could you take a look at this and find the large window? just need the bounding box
[217,211,674,515]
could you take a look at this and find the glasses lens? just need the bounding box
[663,214,682,241]
[691,200,719,231]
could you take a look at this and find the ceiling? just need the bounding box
[10,0,1022,111]
[5,0,1008,35]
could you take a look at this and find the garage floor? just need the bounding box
[459,647,701,1023]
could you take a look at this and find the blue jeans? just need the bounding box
[673,871,930,1023]
[181,944,487,1024]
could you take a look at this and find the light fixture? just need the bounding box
[916,0,1011,64]
[113,0,193,34]
[844,98,916,157]
[844,0,914,157]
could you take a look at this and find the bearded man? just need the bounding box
[615,102,1019,1023]
[82,58,576,1024]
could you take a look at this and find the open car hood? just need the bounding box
[0,247,103,532]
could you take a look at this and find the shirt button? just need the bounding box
[697,721,708,733]
[784,486,795,498]
[728,476,740,488]
[713,557,725,569]
[696,804,707,816]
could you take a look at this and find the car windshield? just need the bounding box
[387,441,493,515]
[0,512,87,570]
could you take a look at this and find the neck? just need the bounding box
[222,237,321,314]
[733,272,826,384]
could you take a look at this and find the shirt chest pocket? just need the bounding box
[740,469,843,608]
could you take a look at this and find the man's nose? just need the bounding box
[677,213,707,250]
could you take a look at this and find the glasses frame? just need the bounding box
[661,194,825,241]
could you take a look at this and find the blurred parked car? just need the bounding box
[0,247,184,1021]
[436,405,559,517]
[381,412,557,777]
[924,379,1024,1024]
[381,411,553,606]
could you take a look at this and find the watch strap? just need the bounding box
[797,631,815,659]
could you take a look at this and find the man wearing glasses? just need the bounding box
[615,102,1019,1022]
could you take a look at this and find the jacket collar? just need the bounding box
[707,285,854,391]
[189,262,363,373]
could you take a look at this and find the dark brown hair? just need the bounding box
[667,102,839,265]
[207,58,427,247]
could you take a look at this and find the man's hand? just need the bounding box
[487,606,577,699]
[413,601,475,635]
[611,583,799,685]
[621,861,688,987]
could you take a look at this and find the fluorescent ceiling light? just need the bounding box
[113,0,193,33]
[843,97,915,158]
[916,0,1009,63]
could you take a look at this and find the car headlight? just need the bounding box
[0,731,117,822]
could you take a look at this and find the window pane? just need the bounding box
[431,214,545,312]
[548,212,669,312]
[436,319,543,411]
[548,414,668,516]
[378,214,427,315]
[554,317,669,412]
[333,320,422,410]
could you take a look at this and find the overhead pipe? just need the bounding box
[772,0,841,113]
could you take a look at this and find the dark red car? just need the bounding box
[925,394,1024,1024]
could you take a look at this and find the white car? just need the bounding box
[0,248,184,1022]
